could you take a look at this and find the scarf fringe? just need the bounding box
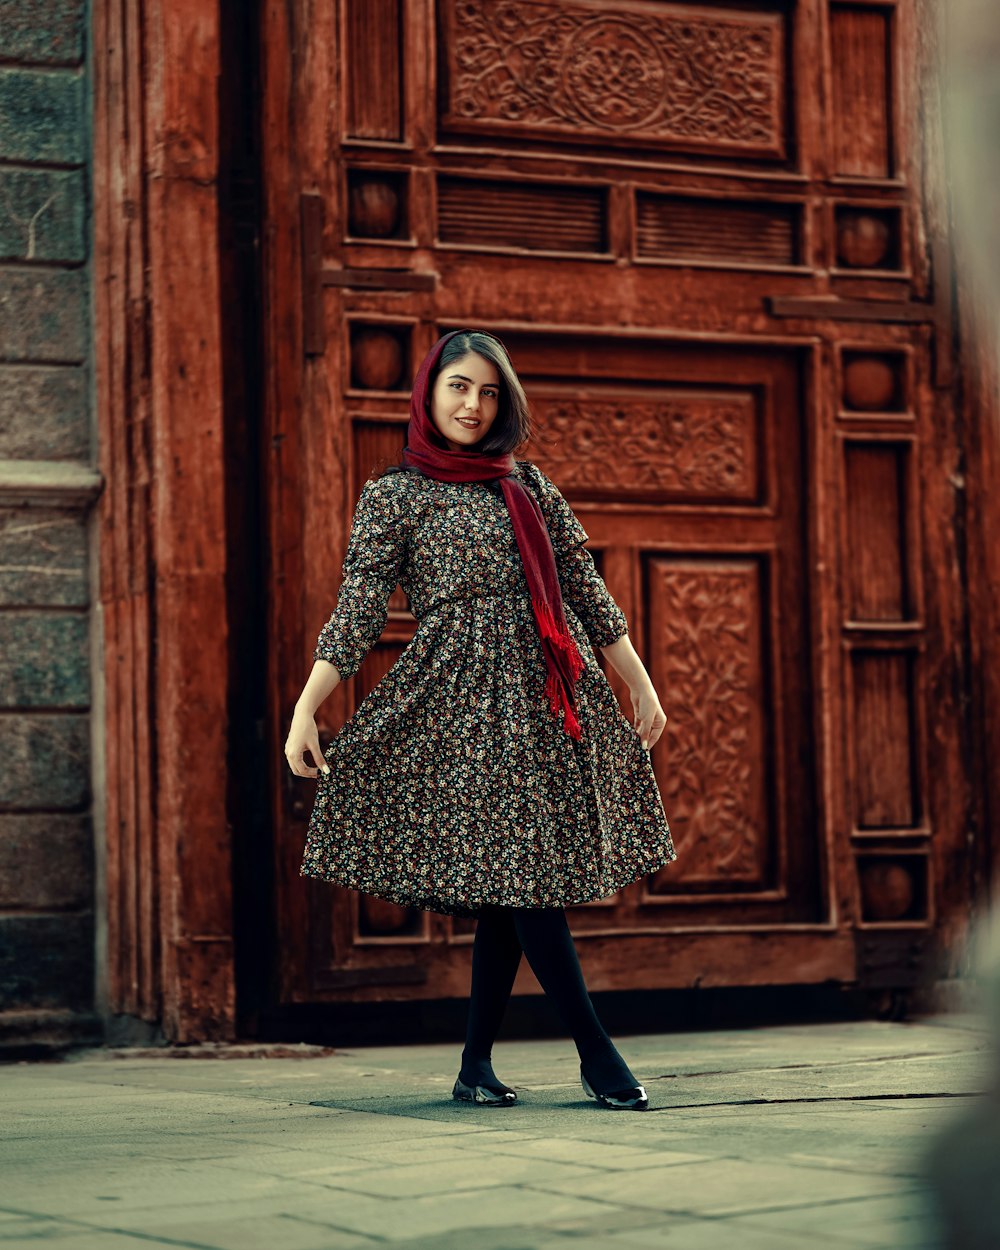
[545,671,583,739]
[532,596,585,680]
[534,595,584,740]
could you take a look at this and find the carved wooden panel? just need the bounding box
[647,557,770,888]
[439,0,787,159]
[528,387,760,502]
[636,194,802,266]
[437,175,607,253]
[829,3,894,178]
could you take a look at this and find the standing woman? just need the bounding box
[285,329,677,1111]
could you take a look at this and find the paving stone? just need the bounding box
[562,1220,860,1250]
[0,1230,199,1250]
[645,1049,989,1106]
[76,1186,626,1243]
[340,1127,550,1160]
[595,1222,863,1249]
[2,1016,991,1248]
[732,1189,946,1247]
[0,1216,72,1238]
[523,1157,916,1218]
[0,1159,323,1217]
[455,1135,709,1170]
[126,1212,379,1250]
[282,1153,599,1199]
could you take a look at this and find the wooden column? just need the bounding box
[93,0,235,1040]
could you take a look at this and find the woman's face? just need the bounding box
[430,351,501,451]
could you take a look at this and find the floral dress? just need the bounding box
[300,458,677,918]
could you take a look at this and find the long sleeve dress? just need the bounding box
[300,458,677,918]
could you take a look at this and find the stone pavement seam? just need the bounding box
[647,1046,988,1076]
[640,1089,986,1109]
[0,1205,222,1250]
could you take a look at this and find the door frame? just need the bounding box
[93,0,238,1041]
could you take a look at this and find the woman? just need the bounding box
[285,329,677,1111]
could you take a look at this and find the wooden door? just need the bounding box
[262,0,969,1008]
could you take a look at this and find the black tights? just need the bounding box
[459,905,639,1093]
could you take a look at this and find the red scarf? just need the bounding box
[401,330,585,739]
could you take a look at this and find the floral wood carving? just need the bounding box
[649,560,767,886]
[530,392,758,499]
[442,0,785,156]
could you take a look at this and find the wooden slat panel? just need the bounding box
[345,0,402,140]
[636,195,800,265]
[93,0,160,1025]
[438,176,606,253]
[844,442,910,621]
[851,650,918,828]
[830,3,893,178]
[351,416,407,496]
[350,418,411,620]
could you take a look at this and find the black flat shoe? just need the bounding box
[581,1064,649,1111]
[452,1075,517,1106]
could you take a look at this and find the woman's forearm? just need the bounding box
[295,659,342,716]
[599,634,653,693]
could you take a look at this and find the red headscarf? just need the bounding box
[401,330,585,740]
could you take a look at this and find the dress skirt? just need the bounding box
[300,459,677,918]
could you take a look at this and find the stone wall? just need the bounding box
[0,0,102,1055]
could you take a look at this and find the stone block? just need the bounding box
[0,0,85,65]
[0,507,88,605]
[0,912,93,1011]
[0,168,86,262]
[0,812,92,907]
[0,711,89,807]
[0,1007,102,1056]
[0,269,86,362]
[0,67,84,164]
[0,365,88,459]
[0,610,88,706]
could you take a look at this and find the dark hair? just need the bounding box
[375,330,532,479]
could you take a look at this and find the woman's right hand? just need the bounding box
[284,707,330,778]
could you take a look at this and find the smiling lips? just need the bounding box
[456,417,481,428]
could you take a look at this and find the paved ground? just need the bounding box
[1,1012,994,1249]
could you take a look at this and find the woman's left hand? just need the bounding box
[629,682,668,752]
